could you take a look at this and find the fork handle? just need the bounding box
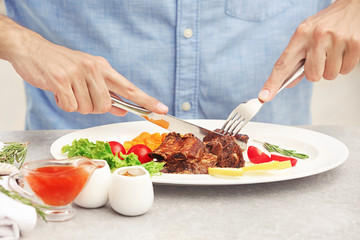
[277,59,305,94]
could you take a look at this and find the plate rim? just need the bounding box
[50,120,349,186]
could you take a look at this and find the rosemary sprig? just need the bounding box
[0,183,48,222]
[0,142,29,168]
[262,142,309,159]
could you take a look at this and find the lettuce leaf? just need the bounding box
[61,138,163,175]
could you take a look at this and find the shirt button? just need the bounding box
[181,102,191,111]
[183,28,193,39]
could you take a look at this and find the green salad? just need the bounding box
[61,138,164,176]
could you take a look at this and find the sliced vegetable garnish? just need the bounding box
[108,141,126,159]
[247,146,271,164]
[123,132,167,151]
[242,161,280,171]
[277,160,293,169]
[270,154,298,167]
[61,138,163,175]
[208,160,292,177]
[127,144,153,164]
[208,167,244,177]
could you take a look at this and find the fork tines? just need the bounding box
[220,111,248,137]
[220,98,263,137]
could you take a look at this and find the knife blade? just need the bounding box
[111,96,223,140]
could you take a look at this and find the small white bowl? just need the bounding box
[74,159,111,208]
[109,166,154,216]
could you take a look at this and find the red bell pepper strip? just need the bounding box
[270,154,298,167]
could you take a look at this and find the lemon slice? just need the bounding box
[277,160,292,169]
[208,160,292,177]
[208,167,244,177]
[243,161,280,171]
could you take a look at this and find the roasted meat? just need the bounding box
[159,153,218,174]
[150,132,205,161]
[208,129,249,151]
[204,133,244,168]
[149,131,248,174]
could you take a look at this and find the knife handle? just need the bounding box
[111,95,151,116]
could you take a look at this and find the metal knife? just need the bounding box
[111,95,223,140]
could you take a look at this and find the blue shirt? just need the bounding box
[5,0,331,130]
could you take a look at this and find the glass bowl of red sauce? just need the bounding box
[8,157,97,222]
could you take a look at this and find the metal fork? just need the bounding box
[220,60,305,136]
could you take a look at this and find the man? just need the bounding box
[0,0,359,129]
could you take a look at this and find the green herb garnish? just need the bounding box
[61,138,164,175]
[0,142,28,168]
[262,142,309,159]
[0,184,48,222]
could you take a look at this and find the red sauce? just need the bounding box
[25,165,91,206]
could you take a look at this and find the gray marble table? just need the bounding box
[1,125,359,240]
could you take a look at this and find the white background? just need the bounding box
[1,1,359,130]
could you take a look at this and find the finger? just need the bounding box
[84,61,112,114]
[258,25,309,102]
[88,82,112,114]
[258,50,306,102]
[304,43,326,82]
[340,39,360,74]
[323,41,345,80]
[109,106,128,117]
[54,87,78,112]
[71,74,94,114]
[341,53,360,75]
[106,71,168,114]
[51,73,78,112]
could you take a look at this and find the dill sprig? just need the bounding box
[0,142,29,168]
[0,184,48,222]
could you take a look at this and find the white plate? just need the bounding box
[50,120,349,185]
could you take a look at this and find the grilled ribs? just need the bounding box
[149,131,248,174]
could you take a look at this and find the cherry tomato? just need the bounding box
[109,141,126,159]
[247,146,271,164]
[127,144,153,164]
[270,154,298,167]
